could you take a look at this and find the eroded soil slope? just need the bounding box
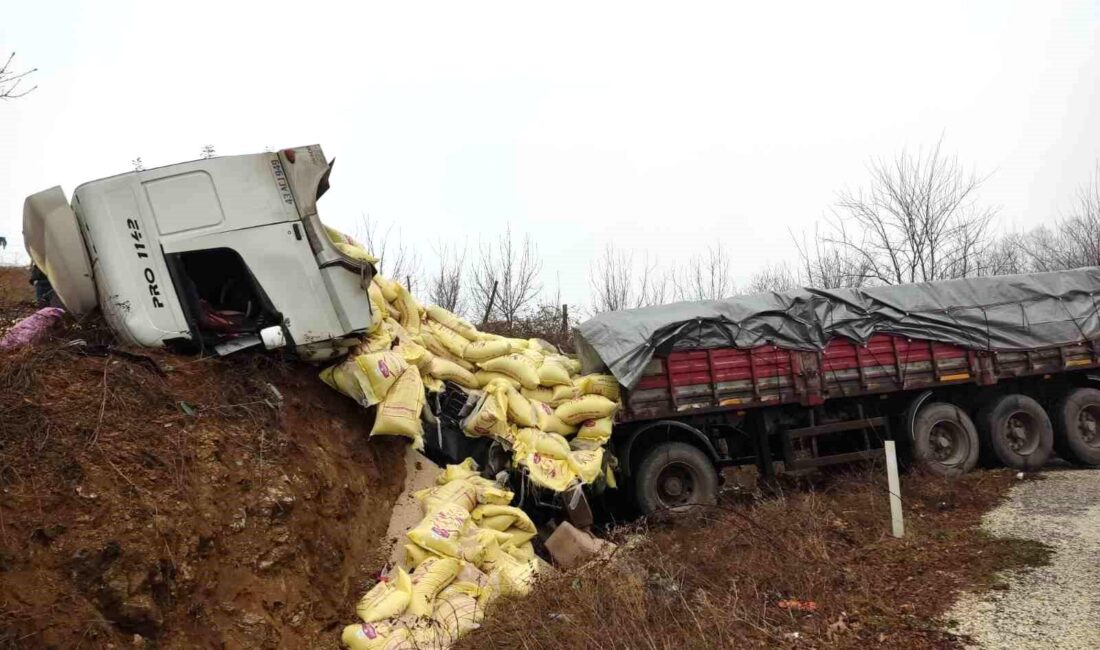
[0,266,406,648]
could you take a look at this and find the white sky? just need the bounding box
[2,1,1099,309]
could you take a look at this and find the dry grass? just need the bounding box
[461,469,1048,649]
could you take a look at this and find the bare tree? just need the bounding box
[746,262,798,293]
[823,138,997,285]
[200,144,216,159]
[674,243,734,301]
[357,215,421,289]
[429,240,466,314]
[1021,165,1100,271]
[131,157,145,172]
[792,227,868,289]
[589,245,634,313]
[470,226,542,326]
[975,231,1029,276]
[0,52,36,100]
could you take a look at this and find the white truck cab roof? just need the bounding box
[23,145,376,360]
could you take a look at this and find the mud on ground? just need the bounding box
[0,266,407,649]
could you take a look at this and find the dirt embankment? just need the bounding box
[0,266,407,648]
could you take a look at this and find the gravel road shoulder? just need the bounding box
[946,468,1100,649]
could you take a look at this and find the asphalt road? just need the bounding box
[946,467,1100,649]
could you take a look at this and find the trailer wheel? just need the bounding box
[634,442,718,516]
[912,402,980,477]
[1052,387,1100,466]
[976,394,1053,470]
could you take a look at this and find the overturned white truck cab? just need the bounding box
[23,145,375,360]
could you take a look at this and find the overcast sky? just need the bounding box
[2,1,1099,310]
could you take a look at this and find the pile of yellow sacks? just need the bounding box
[318,242,623,492]
[342,459,549,649]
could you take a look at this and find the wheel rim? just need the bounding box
[655,462,697,509]
[1077,405,1100,449]
[928,418,971,467]
[1003,410,1040,455]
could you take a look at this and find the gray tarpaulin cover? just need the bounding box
[574,268,1100,390]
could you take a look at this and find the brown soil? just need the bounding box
[462,469,1049,650]
[0,269,406,649]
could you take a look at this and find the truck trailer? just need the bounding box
[574,272,1100,515]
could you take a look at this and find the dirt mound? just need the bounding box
[0,275,406,648]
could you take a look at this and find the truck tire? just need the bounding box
[912,402,980,477]
[634,442,718,517]
[1052,388,1100,466]
[976,394,1053,470]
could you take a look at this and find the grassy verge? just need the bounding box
[461,469,1050,649]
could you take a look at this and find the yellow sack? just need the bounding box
[427,321,469,358]
[403,542,439,570]
[515,428,571,460]
[415,479,478,514]
[521,386,555,403]
[576,416,614,442]
[396,340,433,372]
[476,370,521,391]
[502,540,535,562]
[519,347,545,367]
[522,452,578,492]
[576,374,621,402]
[537,357,572,387]
[555,395,619,426]
[479,354,540,390]
[334,242,380,265]
[563,357,583,375]
[355,350,408,401]
[528,338,559,355]
[369,366,425,447]
[407,556,461,617]
[507,338,529,349]
[462,339,512,363]
[355,326,393,355]
[568,447,605,484]
[422,375,444,393]
[407,502,470,558]
[367,280,391,321]
[461,391,510,439]
[550,384,581,406]
[432,589,482,639]
[391,284,422,334]
[426,305,479,341]
[437,458,479,485]
[319,359,376,407]
[470,505,537,546]
[487,551,540,597]
[530,399,577,436]
[342,622,409,650]
[374,274,400,303]
[504,387,538,427]
[469,477,514,506]
[420,331,477,373]
[427,356,478,389]
[355,567,413,623]
[456,526,509,566]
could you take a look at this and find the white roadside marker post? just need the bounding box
[885,440,904,538]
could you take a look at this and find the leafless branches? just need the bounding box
[745,263,798,294]
[0,52,36,100]
[674,243,734,301]
[357,216,421,289]
[200,145,216,160]
[1021,165,1100,272]
[470,226,543,326]
[429,240,466,314]
[822,139,997,285]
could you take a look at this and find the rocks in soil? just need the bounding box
[67,542,176,638]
